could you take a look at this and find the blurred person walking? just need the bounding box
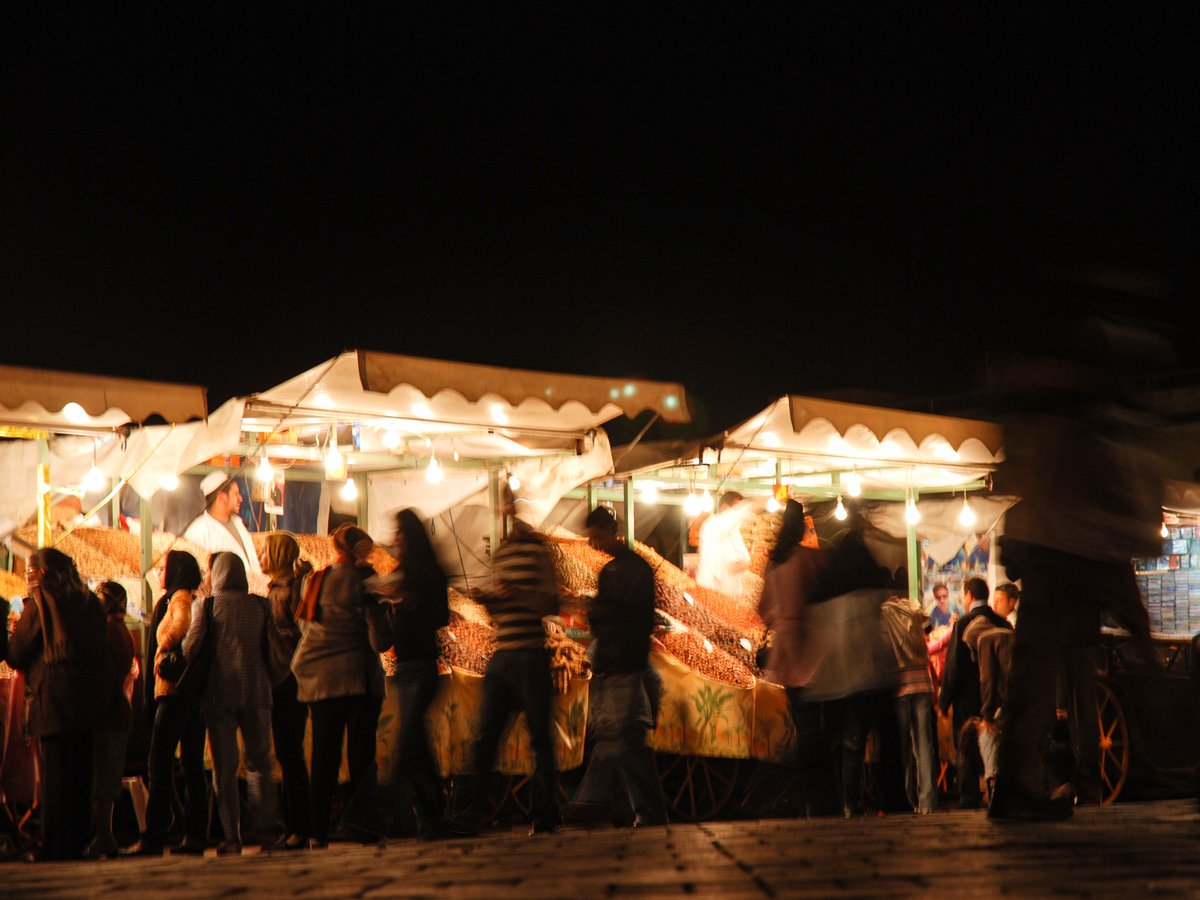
[375,509,451,839]
[7,548,113,861]
[989,314,1170,821]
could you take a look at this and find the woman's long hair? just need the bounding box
[28,547,90,663]
[394,507,447,592]
[768,500,809,565]
[163,549,203,595]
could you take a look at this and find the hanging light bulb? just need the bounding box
[834,495,848,521]
[1161,522,1170,538]
[507,473,521,491]
[905,495,921,526]
[160,473,179,492]
[639,482,658,504]
[425,455,444,484]
[766,496,781,513]
[255,455,275,483]
[958,494,977,528]
[381,429,401,450]
[684,492,702,517]
[324,436,346,482]
[845,471,862,497]
[340,478,358,501]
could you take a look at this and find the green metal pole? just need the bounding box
[623,478,635,545]
[140,492,154,614]
[354,472,368,530]
[907,491,920,601]
[488,469,501,562]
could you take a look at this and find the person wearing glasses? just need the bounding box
[927,583,959,630]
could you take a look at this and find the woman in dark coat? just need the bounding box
[378,508,450,838]
[7,547,112,861]
[86,581,136,858]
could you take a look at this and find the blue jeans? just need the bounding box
[385,661,445,832]
[466,649,559,827]
[574,671,668,824]
[895,692,938,812]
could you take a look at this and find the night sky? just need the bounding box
[4,8,1198,438]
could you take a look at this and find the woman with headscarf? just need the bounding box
[85,581,136,858]
[129,549,208,857]
[259,531,313,851]
[377,509,450,838]
[181,551,277,856]
[292,523,390,848]
[7,547,112,861]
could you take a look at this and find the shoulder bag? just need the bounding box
[173,595,216,706]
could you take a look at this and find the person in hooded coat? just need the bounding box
[181,551,277,855]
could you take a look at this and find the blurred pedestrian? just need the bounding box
[260,532,313,851]
[85,581,136,858]
[880,594,938,814]
[7,548,112,861]
[563,505,668,827]
[292,524,390,848]
[129,550,207,857]
[456,486,563,835]
[989,313,1171,821]
[182,551,277,855]
[375,509,451,839]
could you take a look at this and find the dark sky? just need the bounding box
[4,8,1198,437]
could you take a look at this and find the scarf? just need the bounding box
[296,566,328,623]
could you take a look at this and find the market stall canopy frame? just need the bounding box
[0,364,208,432]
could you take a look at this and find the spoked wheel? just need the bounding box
[657,754,741,823]
[1096,680,1130,805]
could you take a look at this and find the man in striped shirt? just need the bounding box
[458,492,563,835]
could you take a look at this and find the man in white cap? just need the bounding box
[182,472,263,577]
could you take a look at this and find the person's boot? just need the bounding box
[84,799,119,859]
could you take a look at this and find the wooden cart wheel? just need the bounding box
[1096,680,1129,806]
[657,754,741,823]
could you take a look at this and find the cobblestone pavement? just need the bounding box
[4,799,1200,898]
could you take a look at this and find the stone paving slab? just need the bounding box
[4,799,1200,898]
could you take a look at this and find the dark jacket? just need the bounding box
[7,590,111,738]
[588,543,656,676]
[384,559,449,664]
[937,603,1012,728]
[98,616,136,733]
[266,567,306,688]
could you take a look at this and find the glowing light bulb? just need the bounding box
[959,498,977,528]
[255,456,275,483]
[640,483,658,504]
[425,456,444,484]
[340,478,358,501]
[160,474,179,492]
[83,465,106,493]
[834,496,848,521]
[766,496,781,513]
[324,444,346,481]
[381,429,401,450]
[846,472,862,497]
[905,498,921,526]
[1161,522,1169,538]
[684,492,701,517]
[507,474,521,491]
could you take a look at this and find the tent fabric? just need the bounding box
[720,396,1002,493]
[250,350,690,432]
[0,364,208,429]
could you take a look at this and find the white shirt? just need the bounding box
[695,505,751,597]
[182,511,264,577]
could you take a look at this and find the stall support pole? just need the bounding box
[140,493,154,613]
[906,493,920,601]
[487,469,501,562]
[624,478,635,545]
[36,436,51,547]
[586,481,596,513]
[354,473,368,529]
[109,479,120,529]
